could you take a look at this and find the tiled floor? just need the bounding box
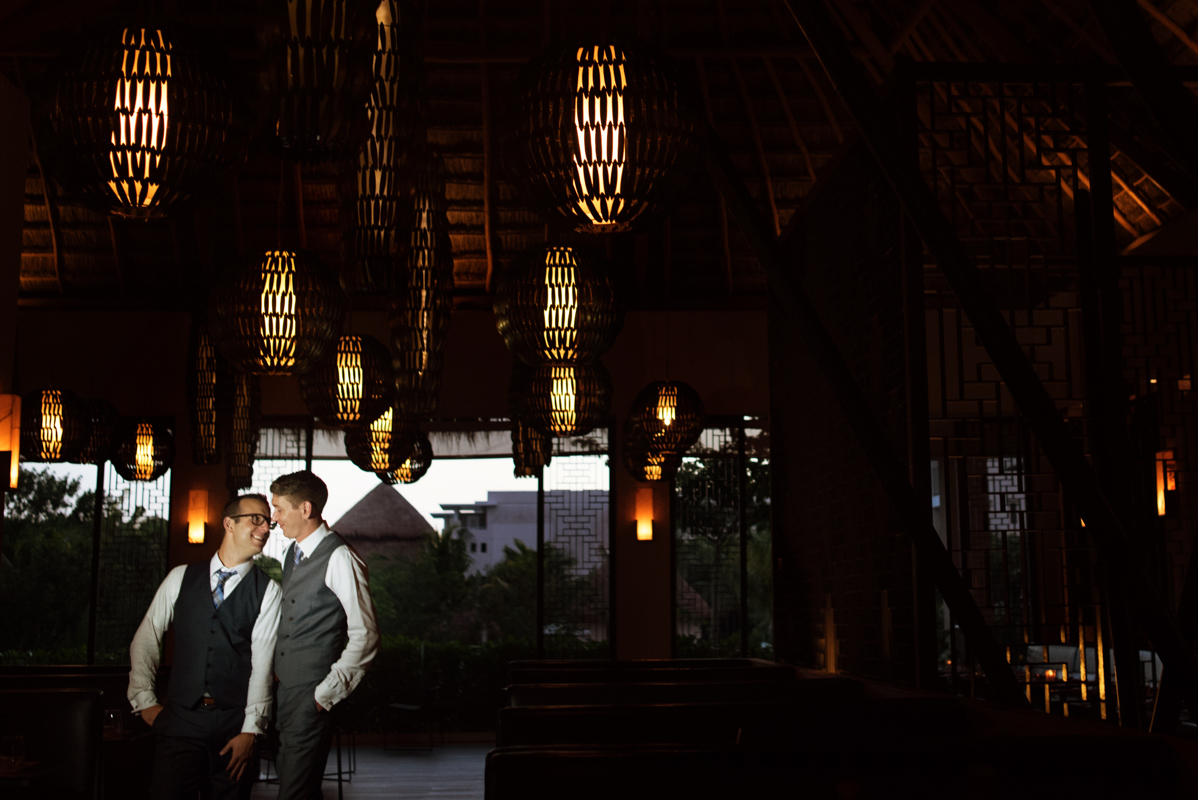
[251,744,490,800]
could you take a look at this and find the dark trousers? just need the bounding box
[275,681,336,800]
[150,701,254,800]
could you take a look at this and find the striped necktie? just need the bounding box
[213,569,237,609]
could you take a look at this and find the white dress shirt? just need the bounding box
[290,524,380,710]
[128,553,282,735]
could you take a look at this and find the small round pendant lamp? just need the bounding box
[187,315,222,466]
[622,415,682,483]
[342,0,426,292]
[380,428,432,485]
[209,250,347,376]
[629,380,705,455]
[258,0,378,163]
[20,387,91,463]
[222,371,260,492]
[512,415,552,477]
[494,244,623,366]
[389,155,454,415]
[77,398,120,465]
[518,361,612,437]
[506,39,704,234]
[112,418,175,482]
[299,335,394,428]
[49,23,240,218]
[345,407,415,474]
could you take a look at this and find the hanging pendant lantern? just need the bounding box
[512,415,552,478]
[342,0,426,292]
[222,371,260,492]
[20,387,91,463]
[507,39,704,234]
[48,23,240,219]
[77,398,120,465]
[210,250,347,376]
[629,380,705,455]
[345,406,415,474]
[258,0,378,163]
[494,244,622,366]
[622,414,682,483]
[112,418,175,482]
[389,154,454,415]
[299,335,394,428]
[187,315,222,466]
[517,361,612,437]
[379,428,432,485]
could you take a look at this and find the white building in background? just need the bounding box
[433,491,538,574]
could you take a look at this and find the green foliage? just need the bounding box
[370,525,478,642]
[256,555,283,584]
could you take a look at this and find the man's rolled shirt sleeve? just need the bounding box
[314,546,380,710]
[127,565,187,714]
[242,579,283,734]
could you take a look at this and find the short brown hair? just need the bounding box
[223,493,269,520]
[270,470,328,516]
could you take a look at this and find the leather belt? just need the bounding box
[200,697,216,707]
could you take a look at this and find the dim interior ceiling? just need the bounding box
[3,0,1197,308]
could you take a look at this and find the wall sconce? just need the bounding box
[636,486,654,541]
[188,489,209,544]
[0,395,19,489]
[1156,450,1177,517]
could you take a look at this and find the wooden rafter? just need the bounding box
[1135,0,1198,60]
[480,62,496,294]
[764,58,818,184]
[887,0,937,54]
[13,56,61,295]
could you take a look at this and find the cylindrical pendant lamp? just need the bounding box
[379,428,432,485]
[187,315,222,465]
[517,361,612,438]
[299,335,394,428]
[20,388,91,463]
[345,406,416,474]
[112,418,175,482]
[222,371,260,492]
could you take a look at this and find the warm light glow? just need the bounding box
[1156,450,1175,516]
[572,45,628,226]
[39,390,66,460]
[369,407,393,471]
[259,251,298,369]
[188,489,208,544]
[541,248,580,360]
[654,385,678,429]
[549,366,578,434]
[636,486,653,541]
[0,395,20,489]
[107,28,171,208]
[394,457,415,483]
[134,422,155,481]
[1045,669,1056,681]
[335,337,366,421]
[409,190,439,378]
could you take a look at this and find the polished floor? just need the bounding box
[251,744,490,800]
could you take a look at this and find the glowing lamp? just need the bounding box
[112,418,174,482]
[188,489,208,544]
[621,413,682,483]
[299,334,394,428]
[210,250,346,376]
[518,361,612,437]
[494,244,622,366]
[1156,450,1176,517]
[49,23,239,218]
[384,429,432,485]
[21,387,91,463]
[0,394,20,488]
[630,380,705,456]
[636,486,654,541]
[507,39,703,234]
[345,407,415,475]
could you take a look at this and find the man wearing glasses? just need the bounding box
[128,494,282,800]
[270,470,378,800]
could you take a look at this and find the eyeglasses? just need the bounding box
[229,513,276,530]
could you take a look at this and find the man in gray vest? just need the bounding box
[270,470,379,800]
[128,493,282,800]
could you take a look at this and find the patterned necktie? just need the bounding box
[213,569,237,609]
[293,545,304,566]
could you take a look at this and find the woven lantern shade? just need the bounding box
[511,415,552,478]
[299,335,394,428]
[48,23,239,219]
[494,245,623,366]
[258,0,377,163]
[507,39,704,234]
[389,155,454,415]
[345,406,416,474]
[342,0,426,292]
[630,380,705,455]
[112,418,175,482]
[20,388,91,463]
[210,250,347,376]
[77,398,120,465]
[517,361,612,437]
[187,315,222,465]
[379,428,432,485]
[622,414,682,483]
[222,371,261,492]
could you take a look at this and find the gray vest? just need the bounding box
[275,532,349,686]
[169,561,270,709]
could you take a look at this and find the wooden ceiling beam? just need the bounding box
[887,0,937,54]
[1135,0,1198,59]
[764,58,817,184]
